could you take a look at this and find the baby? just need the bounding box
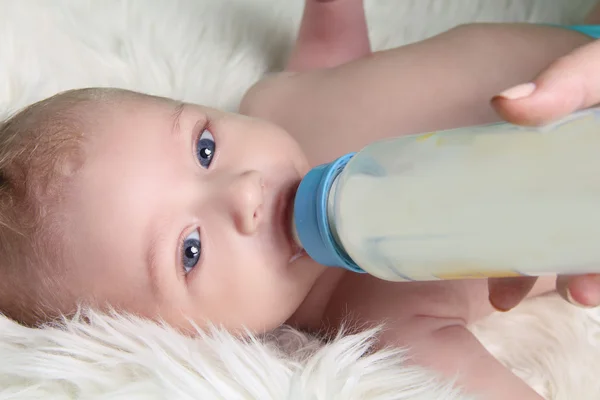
[1,1,598,399]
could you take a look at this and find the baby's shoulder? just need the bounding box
[239,71,301,119]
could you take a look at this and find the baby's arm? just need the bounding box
[241,23,592,167]
[286,0,371,71]
[394,320,541,399]
[326,276,554,400]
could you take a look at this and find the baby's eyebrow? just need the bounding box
[145,223,170,302]
[170,102,185,137]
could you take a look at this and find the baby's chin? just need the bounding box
[164,309,293,337]
[289,249,305,264]
[220,306,304,336]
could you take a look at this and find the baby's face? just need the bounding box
[61,96,323,333]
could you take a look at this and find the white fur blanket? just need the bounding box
[1,1,600,399]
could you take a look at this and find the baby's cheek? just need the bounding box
[189,261,280,332]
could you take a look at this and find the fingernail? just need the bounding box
[489,295,512,312]
[565,287,597,308]
[496,82,536,100]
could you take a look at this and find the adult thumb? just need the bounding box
[491,39,600,126]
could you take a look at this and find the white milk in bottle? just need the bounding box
[293,108,600,281]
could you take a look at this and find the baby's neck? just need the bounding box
[286,267,347,332]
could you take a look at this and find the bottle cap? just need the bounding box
[293,153,364,273]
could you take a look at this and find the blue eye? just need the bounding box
[197,129,215,168]
[182,229,201,274]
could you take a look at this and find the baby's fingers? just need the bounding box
[488,276,538,311]
[491,38,600,126]
[557,274,600,307]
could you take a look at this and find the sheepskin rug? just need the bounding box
[1,1,599,399]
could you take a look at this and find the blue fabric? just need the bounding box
[562,25,600,39]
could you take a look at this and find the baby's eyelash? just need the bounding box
[193,118,213,149]
[178,226,201,279]
[203,118,213,135]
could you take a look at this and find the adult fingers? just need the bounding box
[488,276,538,311]
[556,274,600,307]
[491,39,600,126]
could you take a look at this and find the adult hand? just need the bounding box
[489,38,600,311]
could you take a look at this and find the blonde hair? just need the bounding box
[0,87,135,325]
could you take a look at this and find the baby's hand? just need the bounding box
[489,38,600,311]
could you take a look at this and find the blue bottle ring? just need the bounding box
[293,153,364,273]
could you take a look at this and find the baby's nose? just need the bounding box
[228,170,264,235]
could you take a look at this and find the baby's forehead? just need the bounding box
[93,93,176,116]
[83,96,180,138]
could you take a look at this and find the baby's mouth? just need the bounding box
[279,181,303,261]
[289,249,305,263]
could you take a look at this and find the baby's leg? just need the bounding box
[286,0,371,72]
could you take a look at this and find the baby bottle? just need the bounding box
[292,108,600,281]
